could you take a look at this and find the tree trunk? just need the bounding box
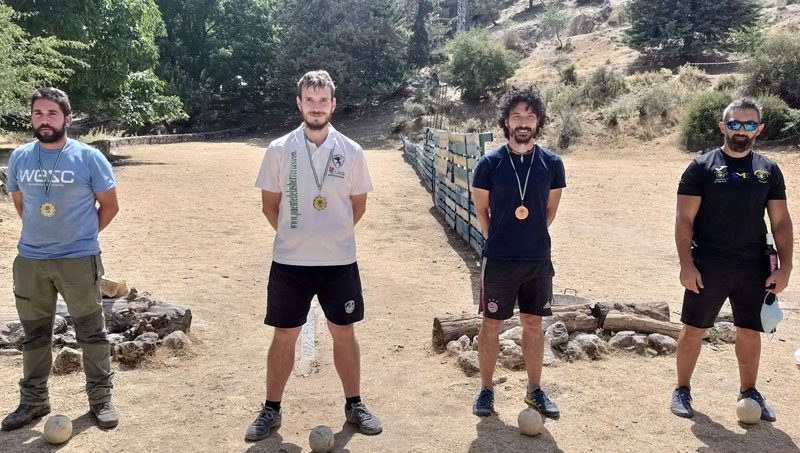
[602,311,683,339]
[592,301,671,324]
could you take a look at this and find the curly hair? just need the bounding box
[497,86,547,139]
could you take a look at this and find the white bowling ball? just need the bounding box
[518,407,543,437]
[736,398,761,425]
[43,414,72,445]
[309,424,334,452]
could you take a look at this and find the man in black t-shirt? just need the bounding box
[470,87,566,420]
[671,98,794,421]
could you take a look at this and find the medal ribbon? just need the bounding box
[36,141,67,200]
[506,145,535,207]
[303,129,336,198]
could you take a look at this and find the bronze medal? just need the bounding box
[515,205,528,220]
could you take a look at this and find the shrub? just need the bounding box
[675,64,711,89]
[581,65,626,108]
[714,75,740,93]
[680,91,733,151]
[441,28,518,101]
[601,99,633,129]
[745,32,800,108]
[560,63,578,86]
[557,111,581,150]
[757,94,800,142]
[404,100,428,119]
[638,84,677,121]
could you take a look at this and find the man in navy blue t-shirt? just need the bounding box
[471,86,566,419]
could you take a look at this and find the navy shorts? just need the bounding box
[265,261,365,328]
[480,258,554,320]
[680,254,774,332]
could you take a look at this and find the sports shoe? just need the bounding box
[90,401,120,429]
[525,387,560,419]
[472,387,494,417]
[1,403,51,431]
[345,402,382,434]
[739,388,776,422]
[670,386,694,418]
[245,405,282,441]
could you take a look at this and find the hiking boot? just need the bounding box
[670,386,694,418]
[90,401,120,429]
[473,387,494,417]
[1,403,51,431]
[525,387,560,419]
[245,405,282,441]
[345,402,382,434]
[739,388,776,422]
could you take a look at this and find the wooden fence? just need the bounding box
[400,127,494,255]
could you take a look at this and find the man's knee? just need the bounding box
[680,325,707,341]
[520,314,542,331]
[480,318,504,337]
[327,322,355,342]
[20,316,55,350]
[72,310,108,345]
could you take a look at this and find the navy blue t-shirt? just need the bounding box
[472,144,566,260]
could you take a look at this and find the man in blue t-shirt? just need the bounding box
[2,88,120,431]
[471,86,566,419]
[671,98,793,421]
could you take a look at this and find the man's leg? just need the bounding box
[735,327,761,391]
[520,314,543,386]
[676,325,706,388]
[2,256,56,431]
[478,318,503,388]
[327,322,359,397]
[266,327,302,401]
[53,255,116,428]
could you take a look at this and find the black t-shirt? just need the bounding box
[472,144,566,260]
[677,148,786,263]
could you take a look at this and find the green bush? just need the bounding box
[714,75,740,92]
[404,100,428,119]
[560,63,578,86]
[675,64,711,89]
[557,111,581,150]
[441,28,518,101]
[757,94,800,142]
[745,32,800,108]
[114,70,187,129]
[680,91,733,151]
[638,84,676,121]
[581,65,626,108]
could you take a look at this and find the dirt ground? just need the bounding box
[0,130,799,452]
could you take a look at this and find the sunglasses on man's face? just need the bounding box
[726,120,759,131]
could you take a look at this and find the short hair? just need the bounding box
[31,87,72,116]
[497,86,547,139]
[723,98,762,122]
[297,70,336,99]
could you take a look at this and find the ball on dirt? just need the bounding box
[43,414,72,445]
[309,425,334,452]
[736,398,761,424]
[518,408,543,436]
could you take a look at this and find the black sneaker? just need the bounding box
[670,386,694,418]
[345,402,382,435]
[525,388,560,419]
[1,403,51,431]
[472,387,494,417]
[739,388,776,422]
[90,401,120,429]
[245,405,282,441]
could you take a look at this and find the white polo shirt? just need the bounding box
[255,124,373,266]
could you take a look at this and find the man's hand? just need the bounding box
[680,263,704,294]
[766,267,791,294]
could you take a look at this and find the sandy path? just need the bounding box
[0,135,798,452]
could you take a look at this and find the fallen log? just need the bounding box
[432,304,597,353]
[592,301,671,324]
[602,310,683,339]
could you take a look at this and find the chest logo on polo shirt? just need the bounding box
[713,166,728,183]
[731,171,750,180]
[754,169,770,183]
[328,153,346,179]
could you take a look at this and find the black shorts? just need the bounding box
[680,255,774,332]
[480,258,554,320]
[265,261,365,328]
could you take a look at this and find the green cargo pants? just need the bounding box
[12,254,113,406]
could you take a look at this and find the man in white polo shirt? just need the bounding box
[246,70,382,441]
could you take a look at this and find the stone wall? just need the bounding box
[90,124,261,158]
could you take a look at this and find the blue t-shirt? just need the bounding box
[472,144,566,260]
[7,139,116,259]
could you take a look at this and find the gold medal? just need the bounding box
[515,205,528,220]
[41,202,56,218]
[313,196,327,211]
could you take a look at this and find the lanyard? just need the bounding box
[303,130,336,196]
[36,140,67,199]
[506,145,535,205]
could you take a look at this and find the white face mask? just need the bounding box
[760,294,783,334]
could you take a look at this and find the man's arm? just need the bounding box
[766,199,793,293]
[676,194,703,293]
[351,193,367,226]
[546,188,562,227]
[95,188,119,232]
[261,190,281,231]
[11,191,22,217]
[473,188,490,237]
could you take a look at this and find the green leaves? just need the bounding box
[440,28,517,101]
